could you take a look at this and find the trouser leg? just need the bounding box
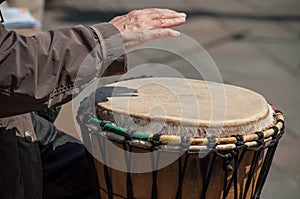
[31,112,99,199]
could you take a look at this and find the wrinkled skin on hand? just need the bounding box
[109,8,186,51]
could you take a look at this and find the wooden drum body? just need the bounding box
[79,78,284,199]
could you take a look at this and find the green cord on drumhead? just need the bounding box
[90,117,103,125]
[89,117,150,141]
[132,131,150,141]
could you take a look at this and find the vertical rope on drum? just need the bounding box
[222,135,247,199]
[123,143,134,199]
[93,133,102,199]
[86,133,102,199]
[151,169,158,199]
[232,150,239,199]
[242,132,264,199]
[201,151,217,199]
[175,152,189,199]
[235,148,247,199]
[253,126,282,199]
[151,134,161,199]
[250,150,262,199]
[98,133,114,199]
[222,147,247,199]
[222,153,232,199]
[150,149,160,199]
[253,143,278,199]
[200,154,209,199]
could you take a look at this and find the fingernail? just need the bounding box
[179,13,186,17]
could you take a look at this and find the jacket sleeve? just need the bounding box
[0,23,126,117]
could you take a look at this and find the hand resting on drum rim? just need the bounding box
[109,8,186,51]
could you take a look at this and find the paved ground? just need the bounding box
[42,0,300,198]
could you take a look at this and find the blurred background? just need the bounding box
[16,0,300,198]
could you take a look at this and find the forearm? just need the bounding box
[0,23,126,117]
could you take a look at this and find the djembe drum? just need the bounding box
[77,77,284,199]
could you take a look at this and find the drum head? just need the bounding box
[96,77,274,137]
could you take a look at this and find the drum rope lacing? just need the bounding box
[77,101,284,152]
[77,101,285,199]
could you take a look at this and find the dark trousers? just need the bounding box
[31,112,100,199]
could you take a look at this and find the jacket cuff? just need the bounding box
[89,23,127,77]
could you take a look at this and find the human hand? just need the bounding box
[109,8,186,51]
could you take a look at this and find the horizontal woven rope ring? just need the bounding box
[85,106,284,152]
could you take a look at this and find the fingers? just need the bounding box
[147,17,186,29]
[127,8,186,29]
[142,28,181,41]
[121,28,181,51]
[128,8,186,20]
[110,8,186,31]
[108,8,187,51]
